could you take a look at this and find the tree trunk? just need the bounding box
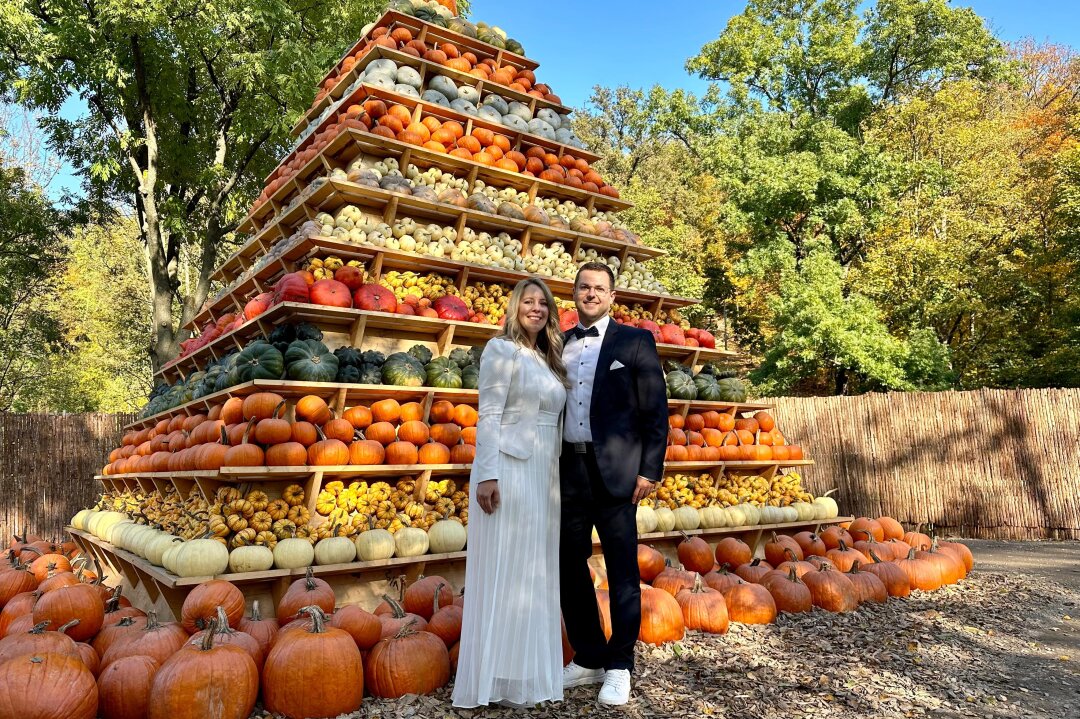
[834,366,849,396]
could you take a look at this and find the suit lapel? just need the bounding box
[591,319,619,409]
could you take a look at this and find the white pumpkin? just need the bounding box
[759,506,785,525]
[161,539,186,574]
[699,506,728,529]
[172,539,229,578]
[71,509,94,531]
[813,490,839,519]
[103,519,134,545]
[394,527,429,558]
[355,529,395,562]
[273,538,315,569]
[635,505,658,535]
[791,501,818,522]
[146,535,183,567]
[724,505,748,528]
[229,545,275,573]
[427,518,467,554]
[89,511,127,539]
[672,506,701,531]
[314,536,357,566]
[780,506,799,523]
[654,507,676,533]
[739,503,761,526]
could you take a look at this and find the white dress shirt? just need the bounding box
[563,314,611,443]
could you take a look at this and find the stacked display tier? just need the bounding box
[124,378,775,431]
[225,176,662,286]
[246,122,631,238]
[67,514,852,621]
[298,10,542,137]
[165,302,734,383]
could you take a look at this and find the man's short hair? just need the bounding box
[575,261,616,290]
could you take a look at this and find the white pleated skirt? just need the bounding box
[451,411,563,708]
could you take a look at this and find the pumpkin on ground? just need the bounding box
[148,625,258,719]
[366,620,451,698]
[180,579,245,634]
[97,655,160,719]
[639,584,685,645]
[722,581,777,624]
[801,564,858,612]
[0,652,98,719]
[31,583,103,642]
[263,607,365,719]
[674,575,729,634]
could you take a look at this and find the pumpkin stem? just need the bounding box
[213,606,237,635]
[783,547,799,563]
[273,400,287,419]
[303,566,317,590]
[868,548,884,564]
[848,560,862,574]
[432,582,447,615]
[104,586,124,613]
[243,418,257,445]
[381,593,407,619]
[394,617,420,639]
[250,600,263,622]
[27,621,52,635]
[299,605,327,633]
[691,573,705,593]
[145,611,161,631]
[199,619,219,651]
[837,539,849,551]
[220,426,230,446]
[905,548,917,560]
[58,619,80,633]
[786,566,799,582]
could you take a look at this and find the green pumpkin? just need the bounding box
[284,340,339,383]
[334,346,363,367]
[407,344,433,365]
[269,324,295,346]
[665,371,698,400]
[389,0,415,15]
[427,364,463,389]
[382,353,425,387]
[360,364,383,385]
[461,365,479,390]
[337,365,362,384]
[229,342,284,384]
[506,38,525,55]
[693,374,723,402]
[362,349,385,367]
[295,323,323,342]
[716,377,748,403]
[449,347,473,369]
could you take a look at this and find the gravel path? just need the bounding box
[257,541,1080,719]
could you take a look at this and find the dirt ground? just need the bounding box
[256,539,1080,719]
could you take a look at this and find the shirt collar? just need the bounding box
[576,314,611,339]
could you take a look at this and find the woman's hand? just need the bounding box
[476,480,501,514]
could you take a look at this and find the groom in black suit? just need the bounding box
[559,262,669,706]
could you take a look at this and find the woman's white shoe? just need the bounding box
[562,661,606,688]
[597,669,631,706]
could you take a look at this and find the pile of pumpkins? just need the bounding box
[664,409,806,463]
[0,553,465,718]
[617,516,976,644]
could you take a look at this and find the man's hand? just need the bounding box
[476,480,501,514]
[632,475,655,504]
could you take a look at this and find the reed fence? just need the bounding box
[1,387,1078,541]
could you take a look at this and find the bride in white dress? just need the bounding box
[452,278,569,708]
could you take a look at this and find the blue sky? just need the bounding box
[40,0,1080,199]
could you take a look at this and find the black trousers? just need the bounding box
[559,442,639,672]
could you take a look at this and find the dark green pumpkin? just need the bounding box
[334,346,363,367]
[268,324,295,346]
[295,323,323,342]
[693,374,723,402]
[362,349,386,367]
[382,353,425,387]
[665,371,698,401]
[284,340,339,383]
[230,342,285,384]
[359,364,383,385]
[426,364,463,389]
[449,347,473,369]
[716,377,748,402]
[407,344,433,365]
[336,365,363,384]
[461,365,479,390]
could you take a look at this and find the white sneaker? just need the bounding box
[597,669,631,706]
[562,661,606,688]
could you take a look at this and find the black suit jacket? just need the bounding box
[564,321,669,498]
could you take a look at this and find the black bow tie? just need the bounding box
[571,325,600,340]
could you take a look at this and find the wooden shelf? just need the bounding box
[193,234,696,332]
[250,125,630,237]
[228,175,660,284]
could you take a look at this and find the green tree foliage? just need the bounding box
[0,159,69,410]
[0,0,385,371]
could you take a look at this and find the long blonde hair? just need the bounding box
[499,278,570,387]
